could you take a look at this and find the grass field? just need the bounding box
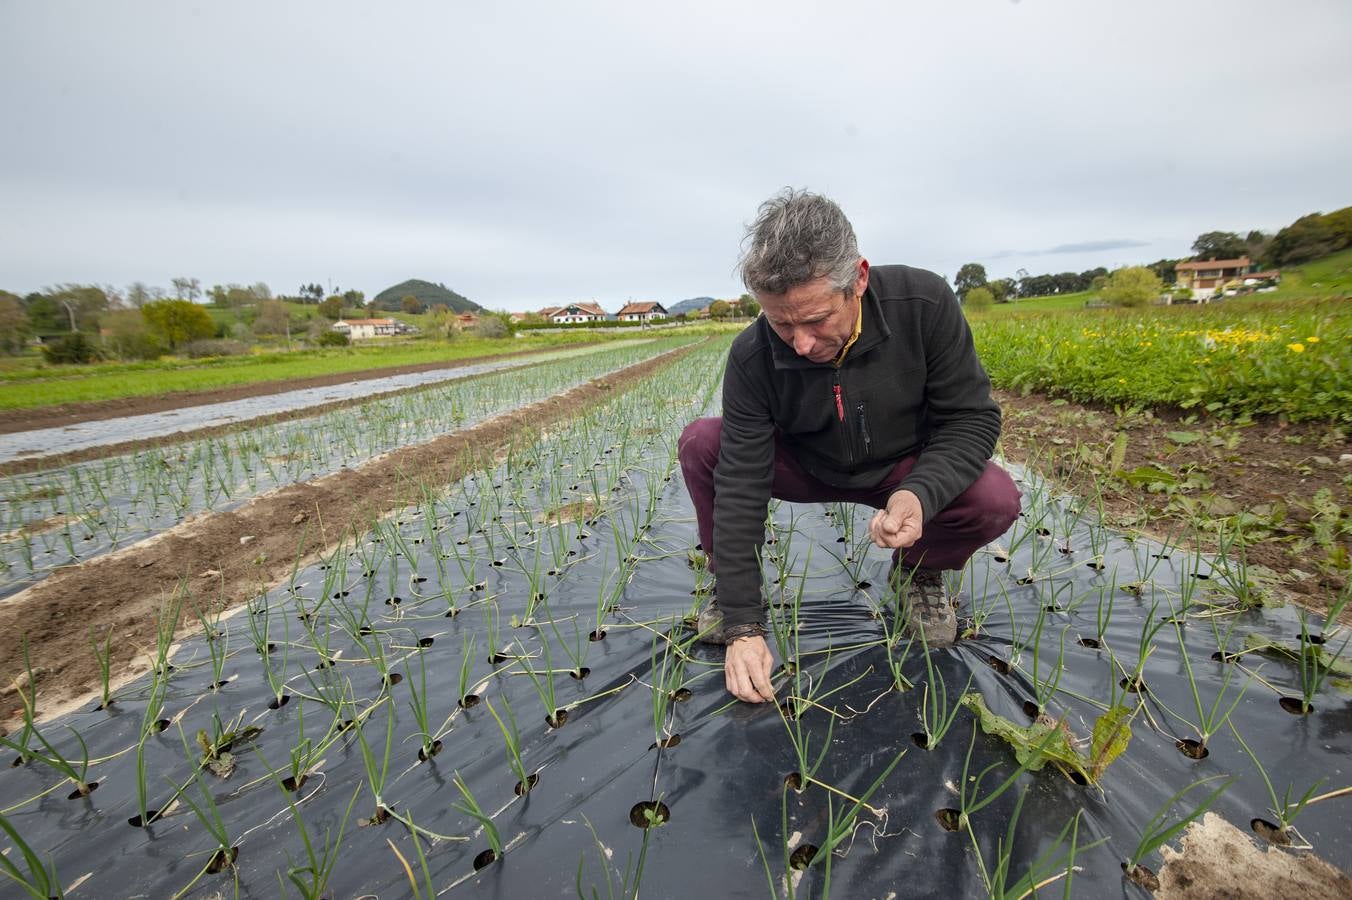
[984,289,1095,313]
[968,296,1350,422]
[0,336,584,411]
[1264,246,1352,298]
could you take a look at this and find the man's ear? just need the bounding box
[854,258,870,297]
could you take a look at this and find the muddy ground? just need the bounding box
[0,344,695,730]
[994,388,1351,620]
[1154,812,1352,899]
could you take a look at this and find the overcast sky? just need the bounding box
[3,1,1350,311]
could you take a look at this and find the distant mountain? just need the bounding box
[667,296,714,316]
[371,279,481,313]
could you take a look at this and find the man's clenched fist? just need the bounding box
[869,489,924,549]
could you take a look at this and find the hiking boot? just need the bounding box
[891,565,957,648]
[694,600,726,645]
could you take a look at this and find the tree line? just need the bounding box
[0,279,373,363]
[954,203,1352,304]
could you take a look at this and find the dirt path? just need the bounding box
[0,344,588,436]
[0,343,697,730]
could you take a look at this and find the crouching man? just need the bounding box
[678,188,1021,704]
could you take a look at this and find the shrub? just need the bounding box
[1101,266,1163,308]
[41,332,102,365]
[314,330,350,347]
[472,316,508,339]
[181,339,251,358]
[964,286,994,310]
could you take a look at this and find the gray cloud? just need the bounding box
[1042,240,1152,255]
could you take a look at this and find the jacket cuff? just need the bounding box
[896,481,936,525]
[724,622,767,641]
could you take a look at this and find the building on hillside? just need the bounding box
[1173,257,1273,300]
[455,312,480,328]
[545,302,608,324]
[615,301,668,323]
[333,318,404,339]
[508,312,531,324]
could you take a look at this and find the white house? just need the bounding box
[616,301,668,323]
[333,318,402,340]
[543,302,608,324]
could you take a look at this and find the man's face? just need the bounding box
[757,260,869,364]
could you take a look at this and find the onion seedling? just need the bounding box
[1166,606,1250,757]
[1228,722,1326,845]
[174,730,242,891]
[0,812,64,900]
[403,647,442,761]
[354,697,397,824]
[89,624,116,709]
[1123,775,1232,888]
[0,719,94,798]
[916,626,973,750]
[452,772,503,866]
[485,696,534,793]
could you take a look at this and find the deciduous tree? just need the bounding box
[0,293,29,353]
[954,263,988,298]
[320,296,344,319]
[986,278,1015,303]
[253,299,293,336]
[142,299,215,350]
[125,281,153,308]
[1190,231,1247,260]
[171,276,202,302]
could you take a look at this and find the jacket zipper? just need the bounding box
[832,369,855,466]
[856,401,871,457]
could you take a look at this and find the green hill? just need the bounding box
[371,279,481,313]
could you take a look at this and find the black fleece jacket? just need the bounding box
[712,264,1001,629]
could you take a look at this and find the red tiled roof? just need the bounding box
[1176,257,1250,270]
[617,301,664,315]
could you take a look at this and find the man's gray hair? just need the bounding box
[739,188,860,297]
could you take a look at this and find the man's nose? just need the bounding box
[792,330,815,356]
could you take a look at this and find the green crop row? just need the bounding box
[970,297,1351,423]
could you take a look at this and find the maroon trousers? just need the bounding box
[677,417,1021,572]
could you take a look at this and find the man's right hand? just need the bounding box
[725,634,775,703]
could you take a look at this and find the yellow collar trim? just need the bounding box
[833,297,864,367]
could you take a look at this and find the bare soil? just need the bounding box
[0,344,695,729]
[0,344,585,435]
[1155,812,1352,899]
[994,388,1351,619]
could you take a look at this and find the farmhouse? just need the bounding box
[616,301,668,323]
[332,318,404,340]
[1174,257,1279,300]
[541,302,608,324]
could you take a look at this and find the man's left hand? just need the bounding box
[869,489,923,549]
